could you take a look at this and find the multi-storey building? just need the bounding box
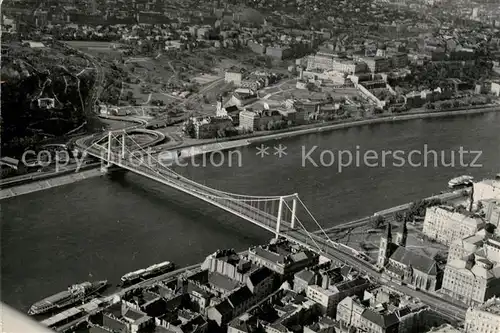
[390,53,409,68]
[247,40,265,55]
[447,230,487,262]
[307,54,367,74]
[239,109,283,131]
[483,199,500,227]
[422,206,484,246]
[356,56,391,73]
[306,277,370,317]
[201,249,255,283]
[230,89,258,107]
[442,234,500,306]
[465,297,500,333]
[266,45,292,60]
[337,295,365,328]
[247,240,319,277]
[189,116,233,139]
[224,71,243,86]
[474,179,500,203]
[306,285,336,316]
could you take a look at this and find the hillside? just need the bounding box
[0,43,100,156]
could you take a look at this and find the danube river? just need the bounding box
[2,112,500,311]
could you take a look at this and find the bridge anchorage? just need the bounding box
[83,130,337,253]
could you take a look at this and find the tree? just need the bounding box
[216,128,226,138]
[370,215,386,229]
[484,223,496,234]
[325,92,333,103]
[394,211,405,223]
[306,82,316,91]
[182,120,196,138]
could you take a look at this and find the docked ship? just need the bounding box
[28,280,108,315]
[448,175,474,188]
[120,261,175,285]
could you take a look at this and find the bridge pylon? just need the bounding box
[105,131,113,168]
[291,193,298,229]
[275,196,284,240]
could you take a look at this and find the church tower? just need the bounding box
[215,95,227,117]
[395,221,408,247]
[377,223,392,268]
[216,95,223,113]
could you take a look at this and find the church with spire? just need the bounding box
[377,221,443,292]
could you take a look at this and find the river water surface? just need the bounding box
[2,112,500,311]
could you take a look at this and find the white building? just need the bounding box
[306,285,336,316]
[224,71,243,86]
[442,233,500,306]
[307,54,367,74]
[336,296,365,328]
[422,206,484,246]
[474,180,500,203]
[490,82,500,96]
[465,297,500,333]
[483,199,500,228]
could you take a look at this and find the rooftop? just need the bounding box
[361,308,399,329]
[479,297,500,315]
[390,247,438,275]
[208,272,240,292]
[426,324,462,333]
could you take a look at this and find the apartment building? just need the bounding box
[307,54,367,74]
[306,285,336,316]
[441,234,500,306]
[483,199,500,227]
[465,298,500,333]
[239,109,282,131]
[474,179,500,202]
[224,71,243,86]
[422,206,484,246]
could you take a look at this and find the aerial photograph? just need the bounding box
[1,0,500,332]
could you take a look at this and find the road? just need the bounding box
[316,190,464,235]
[57,41,104,114]
[285,229,467,321]
[45,263,202,331]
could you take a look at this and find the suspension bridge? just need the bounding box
[75,130,468,321]
[78,130,334,253]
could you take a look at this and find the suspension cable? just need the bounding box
[282,199,324,253]
[296,196,336,245]
[107,131,293,200]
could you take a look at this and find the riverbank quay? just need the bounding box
[316,189,466,234]
[0,165,103,200]
[3,106,498,200]
[43,250,250,331]
[159,105,500,156]
[41,263,202,331]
